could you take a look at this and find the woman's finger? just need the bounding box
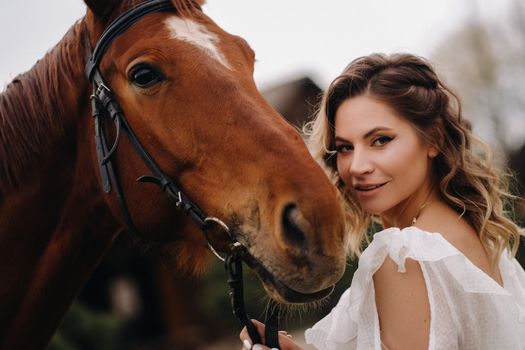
[279,330,293,338]
[240,336,252,350]
[239,319,302,350]
[239,319,266,349]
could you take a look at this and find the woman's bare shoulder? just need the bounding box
[373,255,430,349]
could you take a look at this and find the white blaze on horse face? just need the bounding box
[165,17,232,70]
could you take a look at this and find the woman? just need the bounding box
[239,53,525,350]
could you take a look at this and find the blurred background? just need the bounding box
[1,0,524,349]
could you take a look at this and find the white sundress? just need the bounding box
[304,226,525,350]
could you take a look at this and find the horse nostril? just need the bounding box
[281,203,308,247]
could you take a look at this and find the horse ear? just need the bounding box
[84,0,121,19]
[171,0,206,9]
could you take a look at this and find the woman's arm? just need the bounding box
[373,256,431,349]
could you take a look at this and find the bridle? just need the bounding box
[85,0,280,348]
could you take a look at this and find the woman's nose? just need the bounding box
[349,148,373,176]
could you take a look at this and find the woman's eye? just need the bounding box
[372,136,393,146]
[336,144,353,153]
[130,65,164,88]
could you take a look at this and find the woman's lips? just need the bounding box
[354,182,387,197]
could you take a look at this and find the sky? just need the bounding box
[0,0,513,91]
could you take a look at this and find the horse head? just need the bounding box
[83,0,348,304]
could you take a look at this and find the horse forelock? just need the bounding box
[0,20,89,193]
[171,0,203,16]
[115,0,201,18]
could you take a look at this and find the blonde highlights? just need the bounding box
[305,53,523,264]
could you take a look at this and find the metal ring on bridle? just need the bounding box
[204,216,230,233]
[203,217,231,262]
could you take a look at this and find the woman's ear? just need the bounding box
[428,146,439,158]
[84,0,120,20]
[428,120,444,158]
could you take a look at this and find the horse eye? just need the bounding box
[130,65,163,88]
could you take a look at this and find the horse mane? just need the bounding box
[0,20,89,193]
[125,0,202,17]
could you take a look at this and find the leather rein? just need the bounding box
[84,0,280,348]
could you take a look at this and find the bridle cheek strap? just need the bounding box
[90,70,208,235]
[91,68,281,349]
[85,0,280,348]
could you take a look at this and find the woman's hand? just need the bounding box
[239,319,305,350]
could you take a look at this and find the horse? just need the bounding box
[0,0,348,348]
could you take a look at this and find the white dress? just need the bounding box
[304,227,525,350]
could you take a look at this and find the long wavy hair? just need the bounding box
[305,53,522,266]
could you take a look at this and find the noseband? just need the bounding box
[85,0,280,347]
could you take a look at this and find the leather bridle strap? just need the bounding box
[85,0,174,81]
[226,253,263,345]
[225,252,281,349]
[90,72,209,231]
[85,1,280,348]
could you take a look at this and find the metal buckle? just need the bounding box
[174,191,183,208]
[96,82,111,96]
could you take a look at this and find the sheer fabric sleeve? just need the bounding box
[304,227,525,350]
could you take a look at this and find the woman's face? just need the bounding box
[334,95,436,217]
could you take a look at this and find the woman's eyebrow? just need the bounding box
[335,127,394,143]
[363,126,394,139]
[334,136,350,143]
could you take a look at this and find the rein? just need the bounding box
[85,0,280,348]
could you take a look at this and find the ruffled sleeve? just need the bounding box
[304,227,525,350]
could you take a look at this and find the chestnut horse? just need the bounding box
[0,0,347,348]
